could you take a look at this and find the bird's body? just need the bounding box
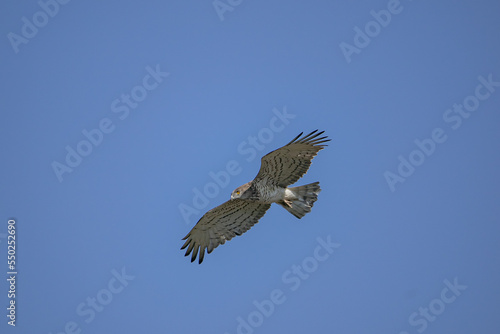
[234,181,286,203]
[181,130,330,263]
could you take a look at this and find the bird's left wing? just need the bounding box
[254,130,330,187]
[181,199,271,264]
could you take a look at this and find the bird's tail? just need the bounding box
[279,182,321,219]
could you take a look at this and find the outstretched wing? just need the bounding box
[181,200,271,264]
[254,130,330,187]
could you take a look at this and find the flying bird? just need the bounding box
[181,130,330,263]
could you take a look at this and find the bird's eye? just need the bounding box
[236,191,240,195]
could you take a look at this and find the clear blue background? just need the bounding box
[1,0,499,333]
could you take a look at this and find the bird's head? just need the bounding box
[231,182,253,200]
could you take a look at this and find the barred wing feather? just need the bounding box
[254,130,330,187]
[181,199,271,263]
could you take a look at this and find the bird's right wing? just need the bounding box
[181,199,271,264]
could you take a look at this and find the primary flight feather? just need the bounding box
[181,130,330,263]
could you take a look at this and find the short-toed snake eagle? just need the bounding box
[181,130,330,263]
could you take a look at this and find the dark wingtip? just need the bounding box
[294,130,330,146]
[180,236,190,250]
[286,132,303,145]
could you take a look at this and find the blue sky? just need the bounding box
[1,0,500,333]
